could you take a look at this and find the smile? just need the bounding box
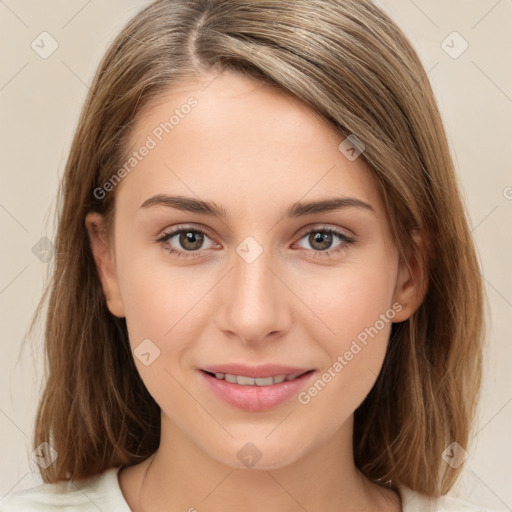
[203,370,312,386]
[199,369,316,411]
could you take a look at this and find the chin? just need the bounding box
[206,436,308,471]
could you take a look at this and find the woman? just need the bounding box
[1,0,497,510]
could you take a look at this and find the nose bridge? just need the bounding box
[217,237,288,342]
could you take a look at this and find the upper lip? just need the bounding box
[201,364,314,379]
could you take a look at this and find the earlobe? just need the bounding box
[85,212,125,318]
[392,230,428,323]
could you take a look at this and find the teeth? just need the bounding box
[210,371,306,386]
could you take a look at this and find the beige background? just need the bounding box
[1,0,511,508]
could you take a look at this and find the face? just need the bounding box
[86,70,422,470]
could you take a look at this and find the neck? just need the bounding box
[132,413,401,512]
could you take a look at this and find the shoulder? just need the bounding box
[399,485,506,512]
[0,467,130,512]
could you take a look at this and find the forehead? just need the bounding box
[116,70,384,219]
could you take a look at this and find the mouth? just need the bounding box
[200,369,314,386]
[198,367,317,412]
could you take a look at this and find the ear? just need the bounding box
[85,212,125,318]
[391,230,428,323]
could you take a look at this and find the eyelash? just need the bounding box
[156,225,356,260]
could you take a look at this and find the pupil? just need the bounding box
[180,231,203,250]
[311,232,332,250]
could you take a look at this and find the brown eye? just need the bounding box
[295,226,355,259]
[157,225,215,259]
[308,231,334,251]
[177,230,205,251]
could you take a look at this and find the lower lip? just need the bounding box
[199,370,315,412]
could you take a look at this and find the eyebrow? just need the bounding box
[139,194,375,218]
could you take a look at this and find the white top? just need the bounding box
[0,466,501,511]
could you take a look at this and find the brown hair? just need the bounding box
[28,0,485,496]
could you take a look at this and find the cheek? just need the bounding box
[292,251,398,408]
[114,242,218,394]
[292,250,398,345]
[115,237,202,338]
[114,257,202,408]
[295,288,396,432]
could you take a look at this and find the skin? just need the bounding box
[86,70,426,512]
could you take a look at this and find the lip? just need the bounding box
[200,363,313,379]
[199,368,316,412]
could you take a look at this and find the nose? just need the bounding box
[215,245,292,345]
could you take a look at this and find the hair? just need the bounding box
[27,0,485,496]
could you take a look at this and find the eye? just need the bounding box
[157,225,216,258]
[294,226,355,258]
[156,224,356,260]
